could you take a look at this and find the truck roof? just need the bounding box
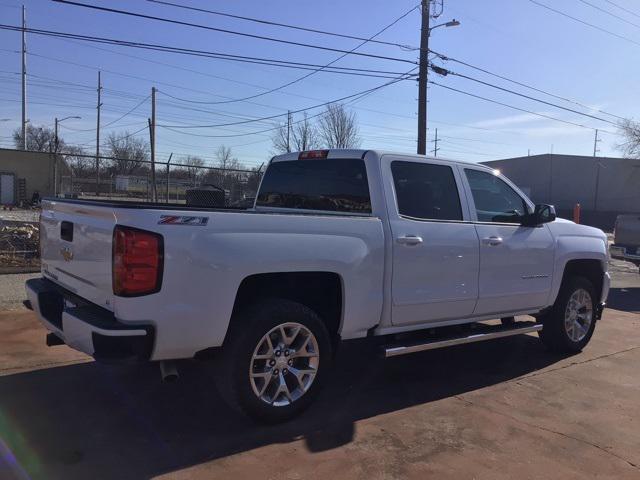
[270,149,481,167]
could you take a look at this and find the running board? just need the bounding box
[384,322,543,358]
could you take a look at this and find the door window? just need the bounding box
[391,161,462,221]
[465,169,529,223]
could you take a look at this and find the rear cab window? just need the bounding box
[391,161,463,221]
[256,158,371,213]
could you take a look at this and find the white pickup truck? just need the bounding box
[26,149,610,422]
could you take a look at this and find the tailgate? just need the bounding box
[40,199,116,310]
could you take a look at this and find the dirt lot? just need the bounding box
[0,264,639,480]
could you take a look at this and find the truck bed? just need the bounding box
[37,196,386,359]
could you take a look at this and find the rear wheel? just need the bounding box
[538,276,597,353]
[216,298,332,423]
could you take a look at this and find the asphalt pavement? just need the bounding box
[0,261,638,479]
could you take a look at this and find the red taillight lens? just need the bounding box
[113,225,163,297]
[298,150,329,160]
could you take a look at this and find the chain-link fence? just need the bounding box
[0,219,40,272]
[57,153,264,208]
[0,152,264,270]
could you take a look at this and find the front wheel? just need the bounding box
[538,276,597,353]
[216,298,332,423]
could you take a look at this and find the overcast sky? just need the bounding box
[0,0,638,168]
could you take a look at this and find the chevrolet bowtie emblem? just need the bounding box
[60,247,74,262]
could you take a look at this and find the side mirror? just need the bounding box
[522,204,556,227]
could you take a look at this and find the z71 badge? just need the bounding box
[158,215,209,226]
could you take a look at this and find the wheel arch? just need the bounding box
[228,271,344,345]
[552,259,605,305]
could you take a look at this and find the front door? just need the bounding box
[462,167,555,315]
[383,156,480,326]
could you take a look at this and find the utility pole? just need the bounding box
[150,86,157,202]
[430,127,439,157]
[286,110,292,152]
[593,129,602,212]
[21,5,27,150]
[166,152,172,204]
[95,70,102,195]
[54,117,59,196]
[417,0,430,155]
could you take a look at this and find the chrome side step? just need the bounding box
[384,322,543,358]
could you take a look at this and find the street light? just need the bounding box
[417,17,461,155]
[54,115,81,153]
[53,115,81,197]
[430,19,461,33]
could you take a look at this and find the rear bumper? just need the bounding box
[25,278,154,362]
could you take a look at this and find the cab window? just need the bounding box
[391,161,463,221]
[465,169,529,223]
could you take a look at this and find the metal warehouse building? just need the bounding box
[483,154,640,230]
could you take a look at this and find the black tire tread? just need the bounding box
[214,297,332,423]
[538,276,597,353]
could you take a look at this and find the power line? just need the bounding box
[158,3,420,105]
[146,0,419,50]
[52,0,417,65]
[429,80,619,134]
[578,0,640,29]
[435,66,618,126]
[0,24,418,77]
[430,49,626,121]
[1,46,417,123]
[161,72,412,138]
[528,0,640,48]
[102,94,150,129]
[159,70,416,129]
[603,0,640,20]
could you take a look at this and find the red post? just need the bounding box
[573,203,581,224]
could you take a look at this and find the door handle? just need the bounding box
[482,236,503,246]
[397,235,423,246]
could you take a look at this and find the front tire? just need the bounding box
[216,298,332,423]
[538,276,597,353]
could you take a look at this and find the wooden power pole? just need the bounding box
[417,0,431,155]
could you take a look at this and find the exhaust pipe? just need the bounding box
[159,361,179,383]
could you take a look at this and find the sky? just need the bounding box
[0,0,639,169]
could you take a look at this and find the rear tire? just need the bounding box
[215,298,332,423]
[538,276,597,353]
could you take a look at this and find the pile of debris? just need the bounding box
[0,220,40,271]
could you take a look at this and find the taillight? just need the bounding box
[113,225,163,297]
[298,150,329,160]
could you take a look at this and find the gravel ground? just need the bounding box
[0,272,39,310]
[0,208,40,223]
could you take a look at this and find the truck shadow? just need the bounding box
[0,335,565,480]
[607,287,640,313]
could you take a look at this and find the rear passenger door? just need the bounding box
[462,167,555,315]
[382,156,480,327]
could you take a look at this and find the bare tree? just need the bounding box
[318,103,361,149]
[618,119,640,158]
[184,155,204,184]
[106,131,149,175]
[215,145,242,170]
[13,124,60,152]
[293,113,319,151]
[271,121,290,154]
[61,146,89,176]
